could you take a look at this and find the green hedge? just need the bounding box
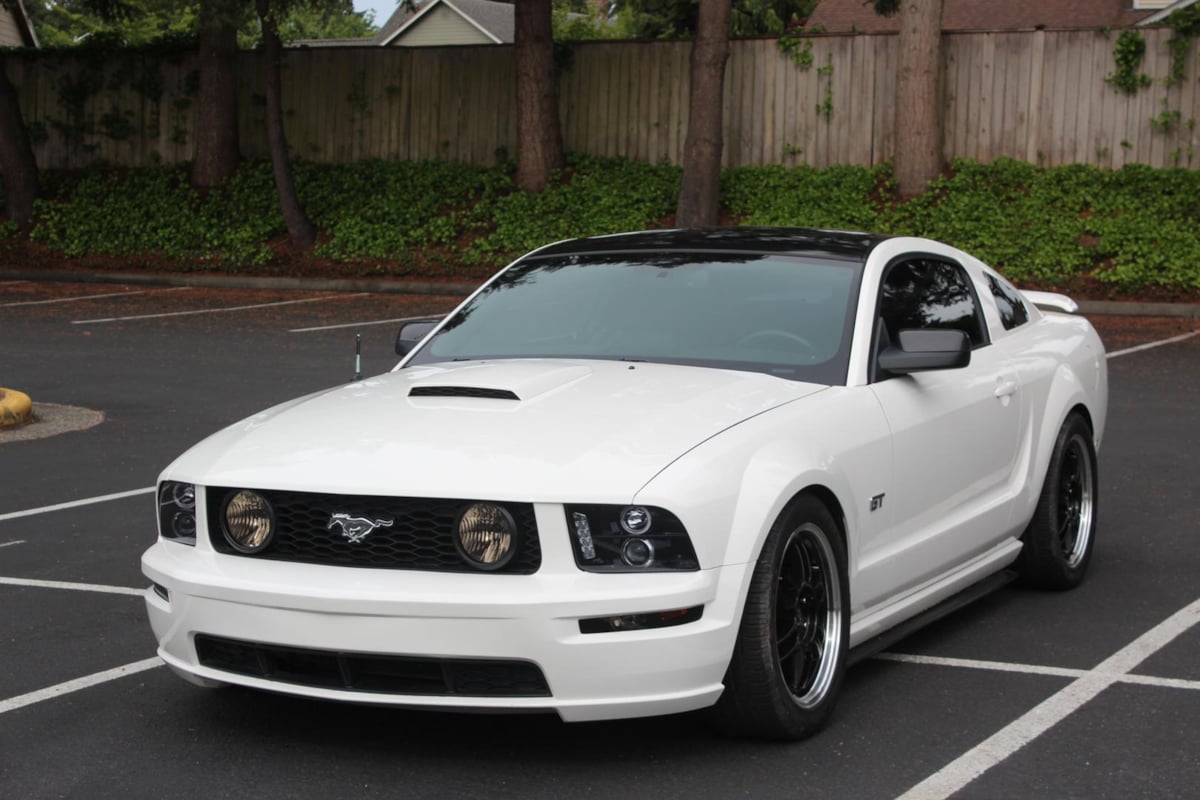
[5,156,1199,291]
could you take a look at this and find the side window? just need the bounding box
[879,258,987,347]
[985,273,1030,331]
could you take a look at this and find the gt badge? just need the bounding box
[328,512,395,543]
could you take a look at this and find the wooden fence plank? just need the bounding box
[13,32,1200,172]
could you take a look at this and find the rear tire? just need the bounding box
[1018,413,1098,590]
[711,495,849,740]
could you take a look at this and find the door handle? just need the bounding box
[994,380,1018,398]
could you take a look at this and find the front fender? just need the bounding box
[634,387,891,578]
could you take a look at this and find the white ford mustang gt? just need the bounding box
[142,228,1107,739]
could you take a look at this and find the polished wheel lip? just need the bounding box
[775,522,843,710]
[1058,433,1095,569]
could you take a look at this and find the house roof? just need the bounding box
[1138,0,1200,25]
[807,0,1155,33]
[4,0,40,47]
[374,0,515,46]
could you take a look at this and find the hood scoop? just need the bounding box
[409,386,520,401]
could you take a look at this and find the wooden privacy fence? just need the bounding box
[7,28,1200,172]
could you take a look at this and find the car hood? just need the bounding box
[167,359,826,502]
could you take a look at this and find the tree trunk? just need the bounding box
[676,0,731,229]
[0,53,39,228]
[256,0,315,248]
[190,15,241,188]
[514,0,564,192]
[893,0,945,197]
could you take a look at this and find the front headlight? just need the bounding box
[157,481,196,545]
[565,505,699,572]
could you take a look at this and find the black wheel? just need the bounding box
[1018,413,1098,590]
[711,495,849,740]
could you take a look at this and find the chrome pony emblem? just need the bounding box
[328,512,395,543]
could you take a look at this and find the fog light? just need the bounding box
[620,537,655,567]
[222,490,275,553]
[620,506,652,535]
[456,503,517,570]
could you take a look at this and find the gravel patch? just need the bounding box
[0,403,105,444]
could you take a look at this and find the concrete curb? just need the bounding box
[1075,300,1200,318]
[2,267,1199,317]
[0,387,33,429]
[0,268,479,297]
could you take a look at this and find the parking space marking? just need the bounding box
[877,652,1200,691]
[894,597,1200,800]
[1107,330,1198,359]
[0,486,155,522]
[0,540,26,549]
[290,314,445,333]
[0,657,161,716]
[0,287,189,308]
[71,293,367,325]
[0,576,144,596]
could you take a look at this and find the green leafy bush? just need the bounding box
[464,156,681,263]
[30,166,276,265]
[722,162,890,230]
[7,156,1199,292]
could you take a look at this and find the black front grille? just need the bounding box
[206,489,541,573]
[409,386,520,400]
[194,635,551,697]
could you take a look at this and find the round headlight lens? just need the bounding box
[171,511,197,539]
[621,537,656,567]
[170,482,195,510]
[620,506,652,535]
[223,490,275,553]
[456,503,517,570]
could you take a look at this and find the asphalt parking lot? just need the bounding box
[1,278,1197,799]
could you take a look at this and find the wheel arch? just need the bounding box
[1017,364,1101,532]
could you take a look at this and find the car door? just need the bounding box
[855,257,1021,608]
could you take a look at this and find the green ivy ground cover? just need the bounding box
[4,156,1199,292]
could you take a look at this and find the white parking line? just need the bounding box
[290,314,443,333]
[876,652,1200,691]
[0,576,145,596]
[0,486,155,522]
[0,657,162,716]
[0,540,26,549]
[71,293,367,325]
[894,597,1200,800]
[1107,330,1198,359]
[0,287,189,308]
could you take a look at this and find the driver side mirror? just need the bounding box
[395,319,441,356]
[877,329,971,374]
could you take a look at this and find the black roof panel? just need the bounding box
[530,227,889,260]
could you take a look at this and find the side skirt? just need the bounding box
[847,569,1017,667]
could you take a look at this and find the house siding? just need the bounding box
[1,9,24,47]
[392,5,492,46]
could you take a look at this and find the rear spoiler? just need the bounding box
[1021,290,1078,314]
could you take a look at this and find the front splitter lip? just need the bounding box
[142,543,748,722]
[155,647,726,722]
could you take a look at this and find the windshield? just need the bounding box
[406,252,862,384]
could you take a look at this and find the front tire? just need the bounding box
[711,495,849,740]
[1018,413,1098,590]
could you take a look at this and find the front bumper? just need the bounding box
[141,538,745,722]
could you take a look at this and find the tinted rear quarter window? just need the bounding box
[986,273,1030,331]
